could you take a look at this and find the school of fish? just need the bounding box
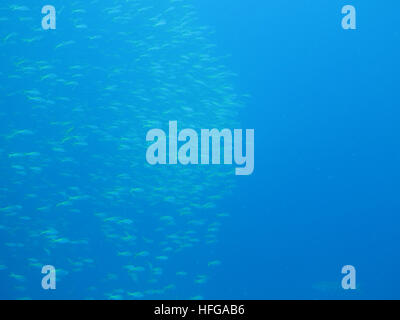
[0,0,245,299]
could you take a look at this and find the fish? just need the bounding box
[0,0,243,300]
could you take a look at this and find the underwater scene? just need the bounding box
[0,1,399,300]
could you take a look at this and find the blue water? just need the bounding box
[0,0,399,300]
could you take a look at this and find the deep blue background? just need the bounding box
[195,0,400,299]
[0,0,399,300]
